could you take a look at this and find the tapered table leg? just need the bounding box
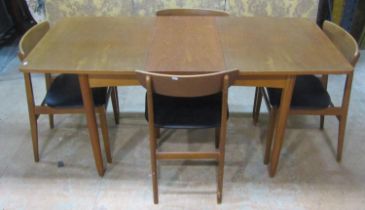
[269,76,295,177]
[79,75,105,177]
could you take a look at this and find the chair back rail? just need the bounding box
[136,69,239,97]
[18,21,50,61]
[323,21,360,66]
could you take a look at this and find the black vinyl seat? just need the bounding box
[146,93,223,129]
[267,75,331,108]
[45,74,108,107]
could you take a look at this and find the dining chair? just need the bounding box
[156,8,229,16]
[136,69,238,204]
[252,20,360,164]
[19,21,120,164]
[155,6,229,147]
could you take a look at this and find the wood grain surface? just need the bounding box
[217,17,352,75]
[20,16,353,76]
[146,17,225,73]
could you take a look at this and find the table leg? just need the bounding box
[23,73,39,162]
[337,72,353,161]
[79,75,105,177]
[269,76,295,177]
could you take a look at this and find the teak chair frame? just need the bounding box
[136,69,239,204]
[252,20,360,164]
[156,8,229,16]
[19,21,120,164]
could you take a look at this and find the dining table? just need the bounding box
[19,16,353,177]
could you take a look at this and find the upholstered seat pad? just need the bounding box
[45,74,107,107]
[146,93,224,129]
[267,75,331,108]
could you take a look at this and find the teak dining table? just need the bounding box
[19,16,353,177]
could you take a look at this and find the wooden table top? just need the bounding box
[20,16,353,76]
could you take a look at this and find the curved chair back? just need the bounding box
[18,21,50,61]
[156,8,229,16]
[136,69,239,97]
[323,21,360,66]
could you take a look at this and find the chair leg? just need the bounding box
[320,116,325,130]
[148,127,159,204]
[337,116,347,162]
[264,108,277,165]
[44,74,55,129]
[30,114,39,162]
[154,128,160,139]
[253,87,259,120]
[49,114,54,129]
[217,159,224,204]
[111,87,120,125]
[217,151,225,203]
[98,107,112,163]
[217,126,227,204]
[253,88,263,125]
[215,128,220,149]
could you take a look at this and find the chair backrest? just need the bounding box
[18,21,50,61]
[136,69,239,97]
[323,21,360,66]
[156,8,229,16]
